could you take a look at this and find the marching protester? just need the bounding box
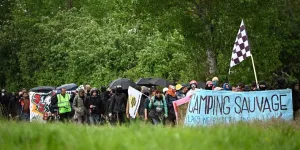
[20,92,30,121]
[236,83,245,92]
[51,88,72,122]
[73,89,88,124]
[212,77,219,90]
[291,80,300,120]
[222,83,232,91]
[186,80,198,96]
[176,84,185,99]
[144,88,155,122]
[0,89,10,119]
[108,85,127,125]
[165,85,178,125]
[148,90,168,125]
[8,92,21,120]
[205,81,213,90]
[137,86,149,120]
[87,88,103,125]
[99,86,110,122]
[259,81,267,91]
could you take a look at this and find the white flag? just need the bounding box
[128,86,142,118]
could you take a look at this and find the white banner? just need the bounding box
[128,86,142,118]
[29,92,53,122]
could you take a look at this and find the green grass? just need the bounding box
[0,120,300,150]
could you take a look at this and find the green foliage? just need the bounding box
[0,0,300,91]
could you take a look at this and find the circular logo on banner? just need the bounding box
[129,95,136,108]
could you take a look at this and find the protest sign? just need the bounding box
[184,89,293,126]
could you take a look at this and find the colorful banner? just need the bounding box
[173,96,191,122]
[184,89,293,126]
[128,86,142,118]
[29,92,53,122]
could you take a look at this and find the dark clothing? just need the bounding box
[87,96,103,115]
[0,94,10,118]
[59,112,71,122]
[8,96,21,117]
[109,93,127,113]
[138,95,147,117]
[165,94,178,125]
[292,89,300,112]
[100,91,110,115]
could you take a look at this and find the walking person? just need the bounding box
[87,88,103,125]
[73,89,88,124]
[20,92,30,121]
[108,85,127,125]
[148,90,168,125]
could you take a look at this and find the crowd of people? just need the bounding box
[1,76,300,125]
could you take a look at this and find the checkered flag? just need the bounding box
[230,20,251,68]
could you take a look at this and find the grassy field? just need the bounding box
[0,120,300,150]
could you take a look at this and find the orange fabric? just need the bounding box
[167,88,176,97]
[22,99,30,113]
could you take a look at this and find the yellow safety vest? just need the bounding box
[57,93,71,114]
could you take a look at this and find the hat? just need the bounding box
[206,81,213,85]
[163,87,168,93]
[212,77,219,82]
[176,84,183,91]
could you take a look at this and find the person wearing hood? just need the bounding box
[8,92,21,120]
[222,83,232,91]
[187,80,198,97]
[99,86,109,121]
[73,89,88,124]
[87,88,103,125]
[165,85,178,125]
[290,80,300,120]
[259,81,267,91]
[205,81,213,90]
[108,85,127,125]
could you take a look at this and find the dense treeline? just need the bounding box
[0,0,299,91]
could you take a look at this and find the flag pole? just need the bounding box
[250,55,259,89]
[243,19,259,89]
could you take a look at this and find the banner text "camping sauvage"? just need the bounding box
[188,94,288,115]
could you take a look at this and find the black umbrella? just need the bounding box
[149,78,172,87]
[109,78,137,90]
[56,83,78,91]
[30,86,55,93]
[136,78,154,86]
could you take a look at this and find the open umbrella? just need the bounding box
[56,83,78,91]
[109,78,137,90]
[149,78,172,87]
[136,78,154,86]
[30,86,55,93]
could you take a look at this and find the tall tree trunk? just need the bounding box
[68,0,73,9]
[206,47,217,75]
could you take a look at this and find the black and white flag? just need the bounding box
[230,20,251,68]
